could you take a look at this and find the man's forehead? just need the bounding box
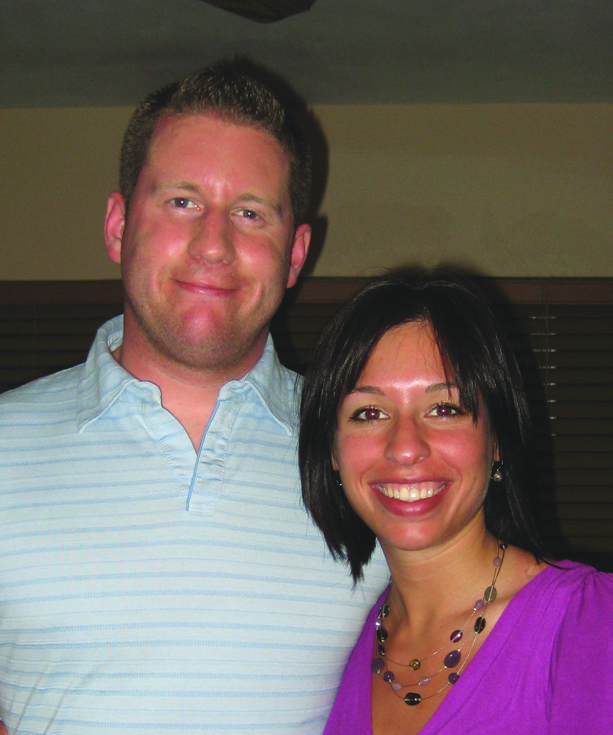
[149,112,286,156]
[136,112,293,213]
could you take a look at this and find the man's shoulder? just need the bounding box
[0,364,84,424]
[0,316,121,422]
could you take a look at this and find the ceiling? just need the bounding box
[2,0,612,108]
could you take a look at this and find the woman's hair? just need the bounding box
[299,271,547,582]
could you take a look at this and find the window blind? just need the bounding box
[1,278,612,570]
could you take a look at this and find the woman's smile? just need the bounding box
[374,480,448,503]
[334,320,497,553]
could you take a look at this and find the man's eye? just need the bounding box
[171,198,196,209]
[236,208,259,220]
[351,407,387,422]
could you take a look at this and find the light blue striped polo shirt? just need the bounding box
[0,316,389,734]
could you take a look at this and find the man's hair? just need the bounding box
[119,60,313,225]
[299,270,548,582]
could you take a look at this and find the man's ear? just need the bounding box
[286,224,311,289]
[104,192,127,264]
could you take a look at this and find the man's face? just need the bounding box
[105,114,310,377]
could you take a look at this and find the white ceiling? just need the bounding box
[2,0,612,108]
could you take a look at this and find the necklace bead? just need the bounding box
[484,585,497,602]
[404,692,422,706]
[443,649,461,668]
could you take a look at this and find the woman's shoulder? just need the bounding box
[545,561,613,730]
[494,555,611,636]
[546,559,613,617]
[512,558,613,633]
[534,559,613,596]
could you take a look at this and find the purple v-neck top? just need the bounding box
[323,561,613,735]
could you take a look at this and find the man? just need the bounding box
[0,62,388,733]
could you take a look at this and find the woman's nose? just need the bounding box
[384,417,430,465]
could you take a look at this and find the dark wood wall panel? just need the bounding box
[1,277,612,570]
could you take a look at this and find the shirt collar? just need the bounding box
[76,316,152,432]
[77,317,299,436]
[231,334,300,436]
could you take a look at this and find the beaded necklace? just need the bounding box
[371,541,507,707]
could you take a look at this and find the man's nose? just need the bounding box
[188,210,236,264]
[384,416,430,465]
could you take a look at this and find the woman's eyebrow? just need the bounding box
[349,386,384,396]
[425,382,456,394]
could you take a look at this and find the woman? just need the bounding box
[299,272,613,735]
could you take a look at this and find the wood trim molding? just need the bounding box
[2,277,612,306]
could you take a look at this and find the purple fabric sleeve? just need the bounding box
[548,569,613,733]
[323,562,613,735]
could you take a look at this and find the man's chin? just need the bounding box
[157,327,266,376]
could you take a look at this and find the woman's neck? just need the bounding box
[381,523,499,634]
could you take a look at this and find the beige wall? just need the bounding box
[1,104,611,280]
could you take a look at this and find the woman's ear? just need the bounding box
[331,448,339,472]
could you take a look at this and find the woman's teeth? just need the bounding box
[375,482,445,503]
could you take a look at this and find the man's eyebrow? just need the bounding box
[237,192,283,215]
[150,180,200,195]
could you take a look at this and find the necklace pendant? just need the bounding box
[404,692,422,706]
[408,658,420,671]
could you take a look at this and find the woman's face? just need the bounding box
[333,321,498,556]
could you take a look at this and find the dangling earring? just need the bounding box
[334,472,343,488]
[491,461,503,483]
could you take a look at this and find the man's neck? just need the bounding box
[113,329,265,450]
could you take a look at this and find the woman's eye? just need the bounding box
[430,403,462,417]
[352,406,387,422]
